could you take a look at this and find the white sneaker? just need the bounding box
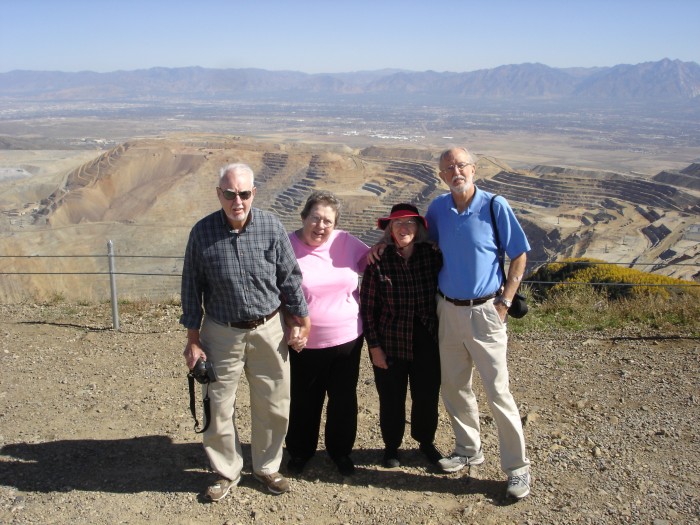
[438,448,484,473]
[506,472,531,499]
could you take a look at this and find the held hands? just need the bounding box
[286,314,311,352]
[369,346,389,369]
[288,325,308,352]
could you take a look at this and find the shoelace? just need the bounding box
[508,474,529,486]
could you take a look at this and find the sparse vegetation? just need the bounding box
[28,278,698,337]
[46,291,66,304]
[531,257,697,299]
[509,259,700,334]
[21,259,698,336]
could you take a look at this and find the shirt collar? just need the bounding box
[218,208,255,233]
[449,185,484,215]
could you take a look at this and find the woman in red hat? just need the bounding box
[360,203,444,468]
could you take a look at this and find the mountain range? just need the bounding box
[1,59,699,102]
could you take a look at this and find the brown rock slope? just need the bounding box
[0,135,697,302]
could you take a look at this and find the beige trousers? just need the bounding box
[199,314,289,481]
[437,296,530,476]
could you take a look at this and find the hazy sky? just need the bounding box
[2,0,698,74]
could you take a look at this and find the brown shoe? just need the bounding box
[205,477,239,502]
[254,472,290,495]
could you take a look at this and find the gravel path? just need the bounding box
[0,303,698,524]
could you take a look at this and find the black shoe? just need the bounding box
[332,455,355,476]
[419,442,443,464]
[383,448,400,468]
[287,456,308,475]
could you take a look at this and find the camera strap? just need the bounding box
[187,373,211,434]
[490,195,515,293]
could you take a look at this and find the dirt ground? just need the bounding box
[0,302,698,525]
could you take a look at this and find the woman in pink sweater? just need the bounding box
[285,190,369,477]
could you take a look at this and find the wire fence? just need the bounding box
[1,255,698,284]
[1,244,698,330]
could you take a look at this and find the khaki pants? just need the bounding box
[437,296,530,476]
[199,314,289,481]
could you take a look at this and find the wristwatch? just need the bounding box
[497,296,512,308]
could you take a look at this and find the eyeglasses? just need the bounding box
[439,162,473,175]
[218,187,253,201]
[308,215,334,228]
[392,219,418,228]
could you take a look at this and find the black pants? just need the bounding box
[286,335,364,460]
[373,319,440,451]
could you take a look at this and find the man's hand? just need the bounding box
[287,315,311,352]
[494,251,526,323]
[366,242,387,264]
[494,301,508,322]
[184,329,206,369]
[369,346,389,369]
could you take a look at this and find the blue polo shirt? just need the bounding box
[425,187,530,300]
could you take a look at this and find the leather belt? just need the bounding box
[226,308,279,330]
[438,290,497,307]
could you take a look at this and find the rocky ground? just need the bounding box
[0,302,698,525]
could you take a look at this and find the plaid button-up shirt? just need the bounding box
[360,242,442,361]
[180,208,308,329]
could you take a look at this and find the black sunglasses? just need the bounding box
[218,188,253,201]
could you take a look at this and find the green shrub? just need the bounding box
[508,259,700,334]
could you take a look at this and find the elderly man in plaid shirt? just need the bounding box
[180,163,310,501]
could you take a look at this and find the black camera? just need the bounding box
[189,358,217,384]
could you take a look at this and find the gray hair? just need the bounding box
[300,190,342,225]
[438,147,477,166]
[219,163,255,186]
[380,220,430,246]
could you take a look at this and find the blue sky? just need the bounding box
[2,0,698,74]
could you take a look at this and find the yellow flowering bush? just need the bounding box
[530,258,697,300]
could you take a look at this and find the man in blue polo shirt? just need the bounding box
[426,146,531,499]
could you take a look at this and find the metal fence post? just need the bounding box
[107,240,120,331]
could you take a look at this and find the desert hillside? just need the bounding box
[0,135,698,302]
